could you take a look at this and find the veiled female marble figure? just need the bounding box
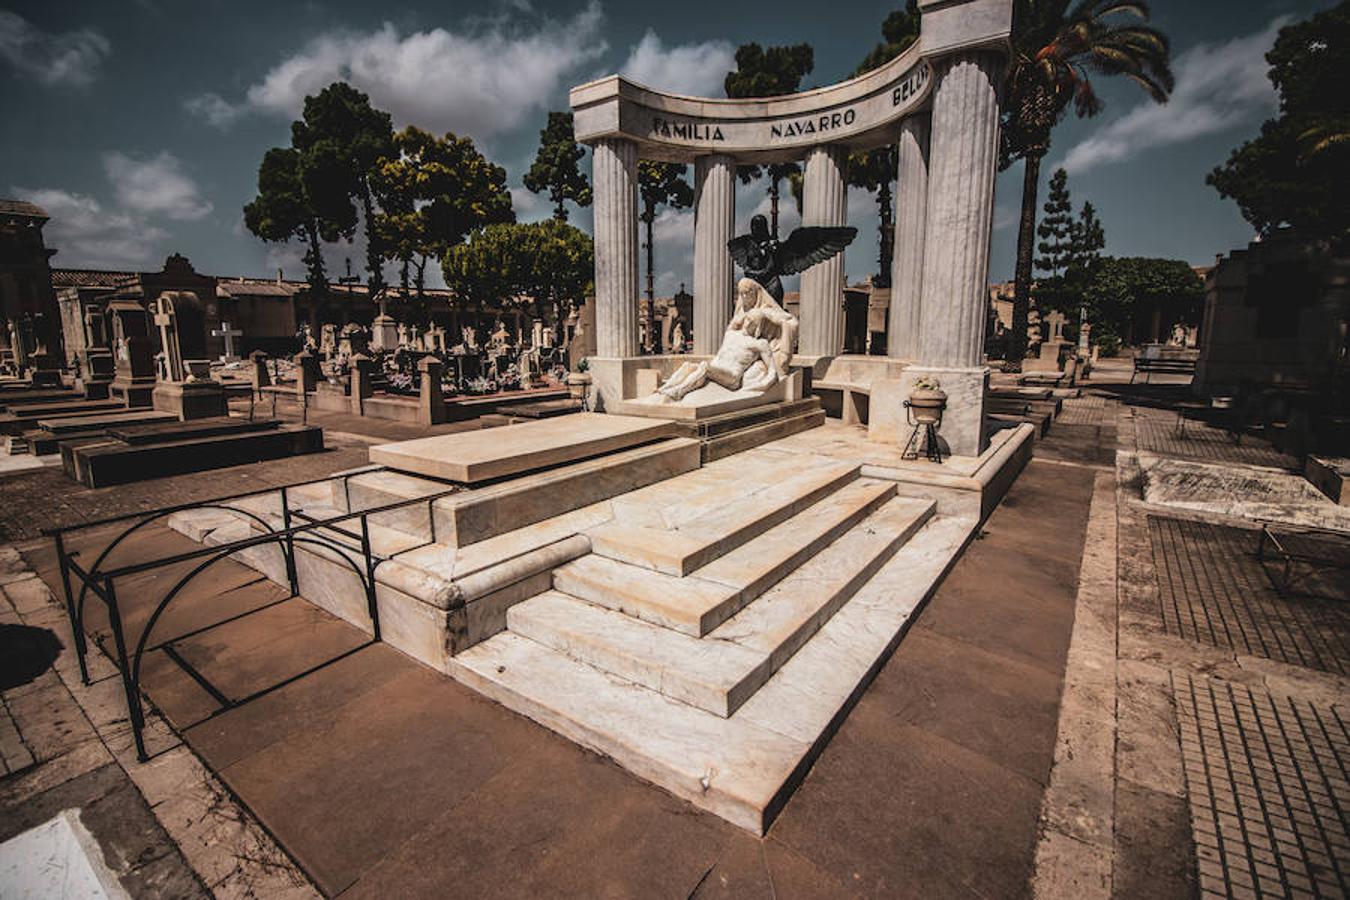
[652,278,798,403]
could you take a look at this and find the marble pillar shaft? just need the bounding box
[799,144,849,357]
[693,154,736,355]
[888,115,930,360]
[592,138,639,358]
[917,52,1001,369]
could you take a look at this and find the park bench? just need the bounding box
[1130,356,1196,383]
[1255,522,1350,596]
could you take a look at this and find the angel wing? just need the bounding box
[726,234,759,270]
[775,226,858,276]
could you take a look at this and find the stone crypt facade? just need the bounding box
[571,0,1011,456]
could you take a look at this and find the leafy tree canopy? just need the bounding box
[1045,256,1202,348]
[442,220,593,319]
[725,43,815,202]
[1207,2,1350,243]
[291,82,394,291]
[523,111,593,222]
[373,126,514,301]
[724,42,814,98]
[855,1,921,74]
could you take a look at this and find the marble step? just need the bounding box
[448,509,971,836]
[553,478,896,636]
[706,496,934,674]
[586,458,860,576]
[516,495,933,717]
[338,438,701,548]
[507,591,771,717]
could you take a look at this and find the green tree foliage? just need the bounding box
[372,126,514,315]
[442,220,594,322]
[1070,201,1105,269]
[1077,257,1203,349]
[523,112,593,222]
[856,1,922,73]
[1207,3,1350,244]
[724,43,815,235]
[1035,168,1074,276]
[637,161,693,301]
[999,0,1174,368]
[1034,193,1107,328]
[244,146,345,307]
[848,2,921,286]
[291,83,394,295]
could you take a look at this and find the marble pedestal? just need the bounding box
[152,379,227,420]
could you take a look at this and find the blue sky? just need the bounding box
[0,0,1333,294]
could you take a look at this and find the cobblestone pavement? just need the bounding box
[1175,673,1348,899]
[1151,516,1350,676]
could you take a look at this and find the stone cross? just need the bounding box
[153,298,184,382]
[211,322,243,362]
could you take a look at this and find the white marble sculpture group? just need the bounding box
[651,278,798,403]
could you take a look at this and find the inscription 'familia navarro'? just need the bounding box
[651,117,725,141]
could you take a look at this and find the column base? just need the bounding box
[894,365,989,458]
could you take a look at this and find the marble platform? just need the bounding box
[165,412,1036,833]
[369,412,676,483]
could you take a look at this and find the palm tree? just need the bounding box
[1001,0,1173,369]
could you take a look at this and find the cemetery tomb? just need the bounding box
[148,0,1044,838]
[62,416,323,487]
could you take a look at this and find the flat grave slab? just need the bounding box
[36,409,178,434]
[369,412,676,484]
[107,415,279,444]
[497,399,583,419]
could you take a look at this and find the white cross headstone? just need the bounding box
[153,299,184,381]
[211,322,243,363]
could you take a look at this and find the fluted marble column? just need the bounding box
[692,154,736,355]
[591,137,639,358]
[918,53,1001,369]
[799,144,849,357]
[902,51,1003,457]
[888,115,930,360]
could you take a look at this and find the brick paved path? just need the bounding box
[1176,673,1349,899]
[1151,516,1350,676]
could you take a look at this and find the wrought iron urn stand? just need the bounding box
[901,399,946,464]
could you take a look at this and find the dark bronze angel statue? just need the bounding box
[727,214,857,303]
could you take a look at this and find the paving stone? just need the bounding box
[1174,672,1350,898]
[1150,516,1350,674]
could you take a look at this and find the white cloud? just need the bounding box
[993,203,1018,231]
[1059,17,1286,175]
[0,11,110,87]
[103,151,213,221]
[185,3,606,140]
[14,187,167,268]
[619,31,734,97]
[183,93,245,129]
[509,185,548,222]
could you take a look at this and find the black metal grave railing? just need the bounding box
[45,469,461,761]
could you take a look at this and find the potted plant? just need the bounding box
[907,375,947,424]
[567,357,592,401]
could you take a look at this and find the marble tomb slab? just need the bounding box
[368,413,677,483]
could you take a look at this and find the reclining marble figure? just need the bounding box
[652,278,798,403]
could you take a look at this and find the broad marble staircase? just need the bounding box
[172,434,972,834]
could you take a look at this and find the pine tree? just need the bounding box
[1069,201,1105,271]
[1035,168,1074,277]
